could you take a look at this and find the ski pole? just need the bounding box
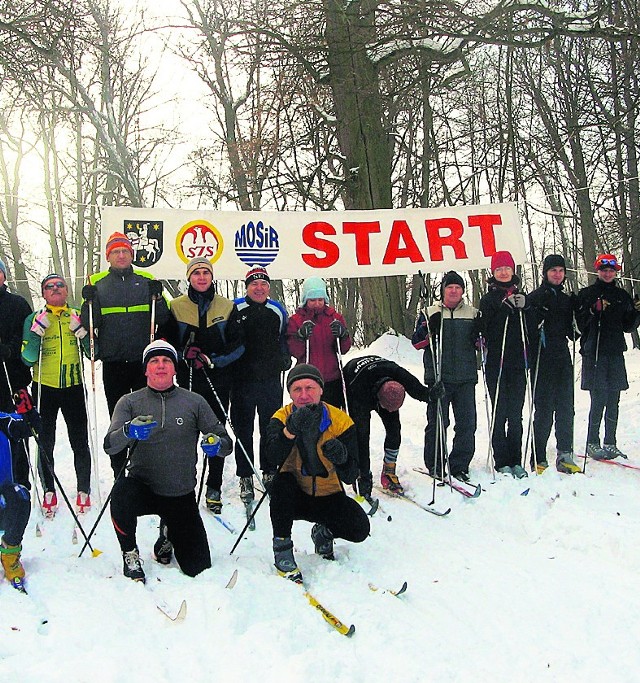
[22,417,95,553]
[149,291,157,343]
[77,336,102,506]
[86,283,101,498]
[78,440,139,558]
[335,339,349,414]
[518,310,538,473]
[486,315,510,476]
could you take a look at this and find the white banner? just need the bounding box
[100,204,525,279]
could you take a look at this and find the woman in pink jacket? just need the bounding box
[286,278,352,409]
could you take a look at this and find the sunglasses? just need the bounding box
[44,282,66,290]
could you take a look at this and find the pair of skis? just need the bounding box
[412,467,482,499]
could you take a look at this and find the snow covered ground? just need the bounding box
[3,333,640,682]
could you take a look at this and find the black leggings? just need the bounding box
[110,477,211,577]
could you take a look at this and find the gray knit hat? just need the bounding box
[186,257,214,280]
[286,363,324,391]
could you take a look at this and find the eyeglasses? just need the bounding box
[44,282,66,290]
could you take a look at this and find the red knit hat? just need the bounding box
[105,232,134,259]
[594,253,621,271]
[491,251,515,272]
[377,380,406,412]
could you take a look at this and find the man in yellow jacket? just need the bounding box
[265,364,369,583]
[22,274,92,516]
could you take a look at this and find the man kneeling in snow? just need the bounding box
[104,340,232,583]
[265,364,369,583]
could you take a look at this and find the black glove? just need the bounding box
[82,284,98,301]
[330,319,348,339]
[285,403,323,438]
[281,354,293,371]
[148,280,163,298]
[6,415,32,441]
[296,320,315,341]
[321,438,348,465]
[0,343,11,361]
[427,312,442,333]
[428,380,445,402]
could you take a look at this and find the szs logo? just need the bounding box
[234,220,279,267]
[176,220,224,265]
[124,221,163,266]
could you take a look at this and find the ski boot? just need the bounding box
[273,537,302,583]
[380,462,404,493]
[42,491,58,518]
[122,547,146,583]
[587,443,608,460]
[556,452,581,474]
[205,487,222,514]
[511,464,528,479]
[1,540,26,589]
[311,523,335,560]
[76,491,91,514]
[535,460,549,475]
[357,471,373,502]
[153,522,173,565]
[239,477,254,503]
[602,444,627,460]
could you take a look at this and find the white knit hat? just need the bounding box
[142,340,178,368]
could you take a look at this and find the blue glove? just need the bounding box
[201,433,222,457]
[124,415,157,440]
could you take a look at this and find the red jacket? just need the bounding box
[286,304,352,382]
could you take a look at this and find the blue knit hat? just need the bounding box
[301,277,328,305]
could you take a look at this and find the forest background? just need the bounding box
[1,0,639,345]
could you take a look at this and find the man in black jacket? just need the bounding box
[527,255,580,474]
[342,355,430,499]
[231,267,290,503]
[575,253,640,460]
[0,258,32,488]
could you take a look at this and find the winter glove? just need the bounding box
[427,312,442,333]
[281,353,293,371]
[592,298,609,313]
[504,293,526,310]
[30,311,50,337]
[634,294,640,312]
[184,344,210,370]
[69,312,88,339]
[321,438,348,465]
[148,280,163,298]
[123,415,157,441]
[428,380,445,403]
[82,284,97,301]
[5,415,32,441]
[13,390,40,431]
[285,403,323,438]
[296,320,315,341]
[330,319,348,339]
[0,343,11,361]
[201,433,222,457]
[474,335,486,352]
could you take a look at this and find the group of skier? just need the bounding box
[1,233,639,589]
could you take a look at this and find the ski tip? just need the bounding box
[395,581,408,597]
[35,524,43,538]
[225,568,239,589]
[344,624,356,637]
[91,548,103,557]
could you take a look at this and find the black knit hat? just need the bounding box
[286,363,324,391]
[441,271,465,295]
[542,254,566,279]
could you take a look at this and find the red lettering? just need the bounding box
[382,220,424,264]
[467,214,501,256]
[302,222,339,268]
[425,218,467,261]
[343,221,380,266]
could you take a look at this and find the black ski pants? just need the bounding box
[269,472,370,542]
[0,481,30,547]
[582,353,627,446]
[34,383,91,493]
[533,358,574,462]
[486,365,526,469]
[423,381,476,476]
[110,477,211,577]
[350,403,401,476]
[230,375,283,477]
[103,361,146,477]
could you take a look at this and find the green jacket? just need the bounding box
[22,306,89,388]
